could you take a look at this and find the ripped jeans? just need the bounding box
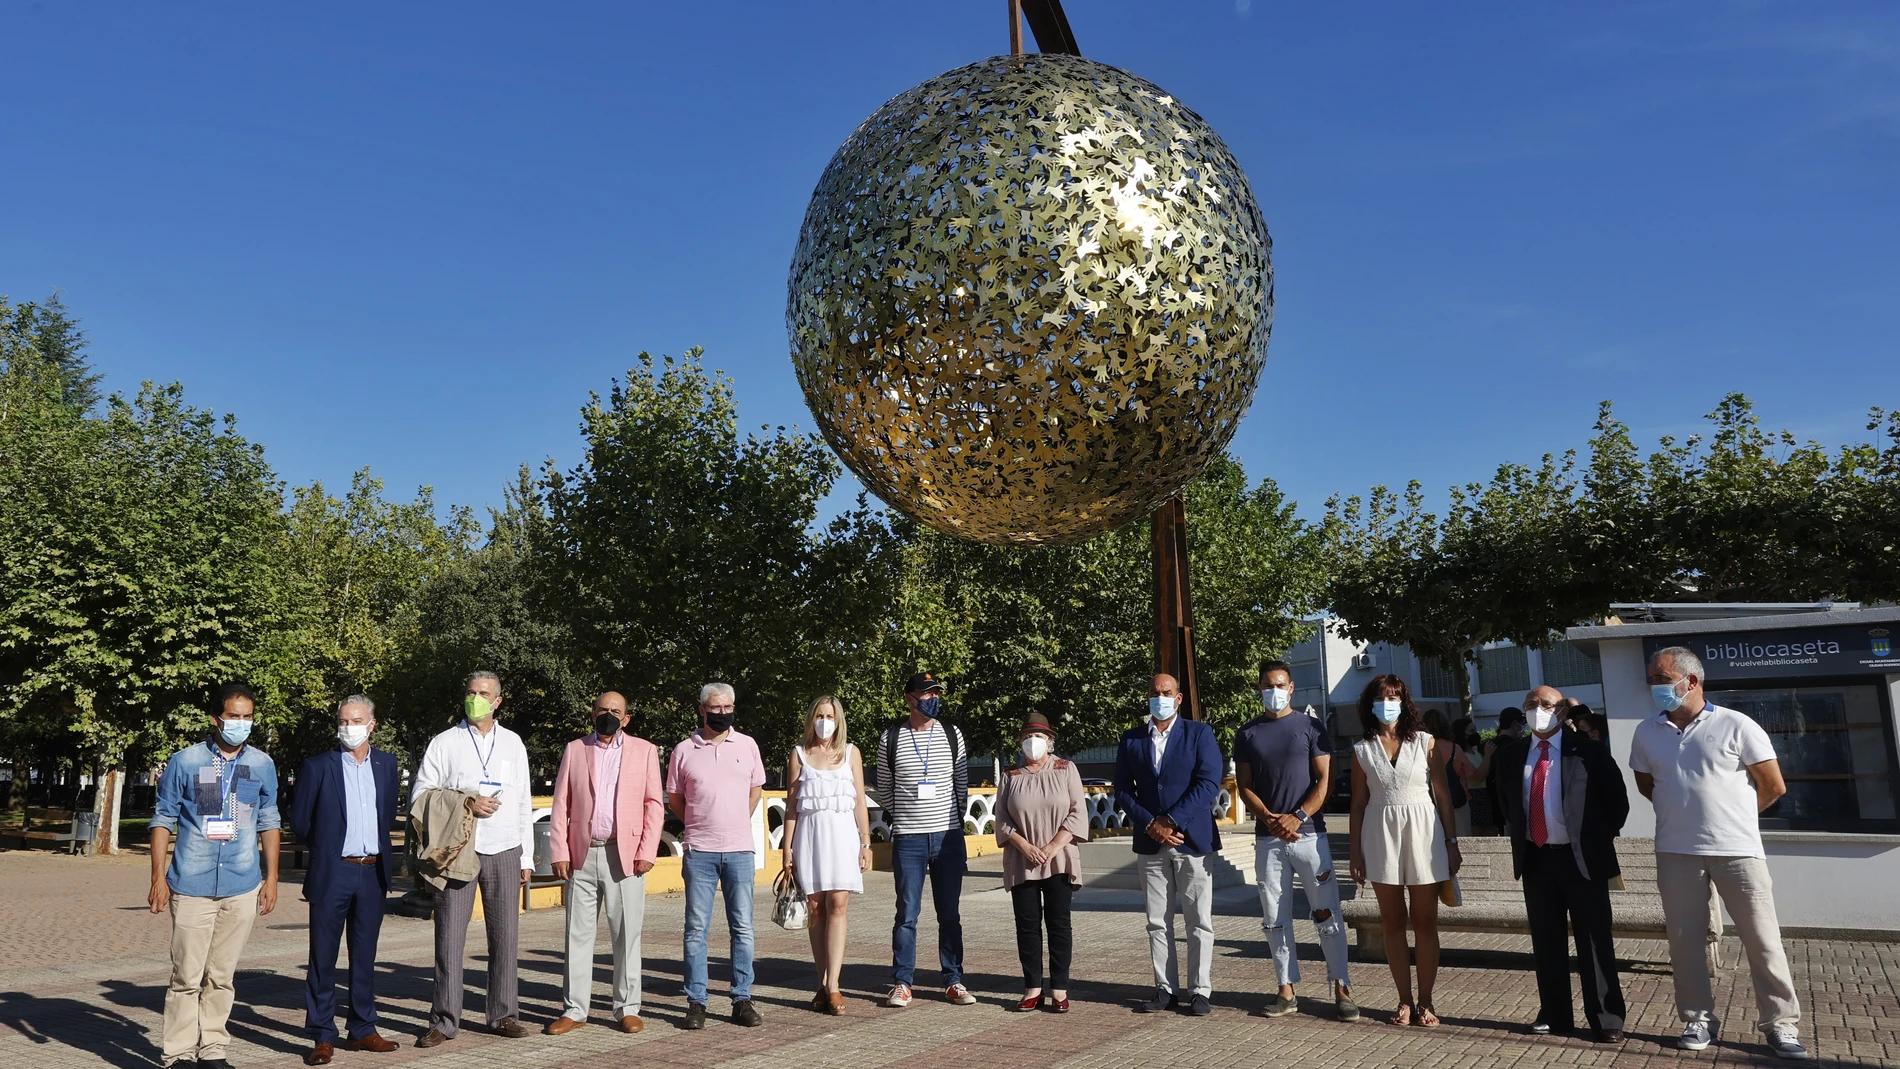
[1255,831,1350,988]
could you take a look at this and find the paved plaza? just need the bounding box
[0,845,1895,1069]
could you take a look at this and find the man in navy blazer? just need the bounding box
[289,696,402,1065]
[1114,673,1225,1017]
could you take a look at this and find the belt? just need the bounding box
[1534,842,1573,850]
[341,855,380,865]
[590,838,611,847]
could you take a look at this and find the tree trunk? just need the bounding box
[1451,653,1475,716]
[91,762,124,856]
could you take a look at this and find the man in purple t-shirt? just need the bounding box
[1233,660,1355,1022]
[666,682,766,1031]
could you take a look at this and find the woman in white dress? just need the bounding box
[781,695,872,1015]
[1349,674,1463,1028]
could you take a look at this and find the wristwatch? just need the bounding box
[1445,837,1460,847]
[1292,808,1309,823]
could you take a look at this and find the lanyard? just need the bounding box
[466,722,499,780]
[209,742,244,819]
[910,721,938,778]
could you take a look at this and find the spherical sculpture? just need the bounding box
[788,53,1272,545]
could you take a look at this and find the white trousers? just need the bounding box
[1140,849,1214,998]
[561,843,648,1019]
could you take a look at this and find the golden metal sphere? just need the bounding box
[788,54,1272,545]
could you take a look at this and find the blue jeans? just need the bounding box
[890,830,965,987]
[682,849,755,1005]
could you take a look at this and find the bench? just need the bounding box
[1340,837,1723,969]
[25,808,99,855]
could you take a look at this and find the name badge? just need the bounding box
[204,818,237,841]
[478,780,504,798]
[915,780,938,800]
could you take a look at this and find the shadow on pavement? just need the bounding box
[0,989,160,1068]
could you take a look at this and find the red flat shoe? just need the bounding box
[1014,995,1041,1012]
[1046,997,1070,1013]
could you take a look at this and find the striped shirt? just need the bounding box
[877,721,961,835]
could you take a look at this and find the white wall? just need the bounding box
[1598,638,1656,838]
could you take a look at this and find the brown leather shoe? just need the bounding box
[826,991,846,1016]
[490,1018,530,1039]
[304,1043,334,1066]
[544,1016,586,1036]
[617,1015,644,1033]
[346,1034,398,1053]
[414,1029,451,1049]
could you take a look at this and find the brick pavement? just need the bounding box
[0,847,1895,1069]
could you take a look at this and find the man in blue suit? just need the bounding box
[289,696,402,1065]
[1114,673,1225,1017]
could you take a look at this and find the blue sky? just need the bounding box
[4,2,1896,525]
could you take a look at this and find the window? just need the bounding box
[1708,683,1898,833]
[1541,640,1603,687]
[1288,660,1323,692]
[1417,657,1459,700]
[1476,645,1530,694]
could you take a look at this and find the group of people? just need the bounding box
[144,645,1813,1067]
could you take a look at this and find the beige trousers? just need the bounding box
[163,888,260,1066]
[1655,852,1801,1032]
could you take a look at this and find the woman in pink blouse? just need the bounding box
[994,711,1090,1013]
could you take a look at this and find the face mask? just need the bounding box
[337,724,370,750]
[1262,688,1291,713]
[1651,680,1686,712]
[1374,698,1402,725]
[1020,735,1049,761]
[218,718,253,746]
[704,712,734,734]
[1149,695,1177,721]
[813,717,837,740]
[594,712,621,738]
[917,695,942,719]
[465,694,492,721]
[1529,706,1559,734]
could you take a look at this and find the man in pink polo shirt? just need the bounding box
[666,682,766,1031]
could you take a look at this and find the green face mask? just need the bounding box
[465,694,492,721]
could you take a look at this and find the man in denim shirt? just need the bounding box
[149,683,282,1069]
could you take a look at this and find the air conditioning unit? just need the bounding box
[1354,652,1378,670]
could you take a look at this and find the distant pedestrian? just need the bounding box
[288,696,401,1065]
[1115,673,1224,1017]
[1633,647,1807,1059]
[669,682,768,1030]
[546,691,665,1035]
[1348,674,1461,1028]
[995,711,1087,1014]
[149,683,281,1069]
[411,671,534,1046]
[1485,709,1527,836]
[1451,717,1489,836]
[1497,686,1630,1043]
[1422,710,1469,839]
[782,695,871,1015]
[1235,661,1355,1021]
[874,672,977,1008]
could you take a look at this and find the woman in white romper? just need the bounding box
[1349,675,1463,1028]
[781,695,871,1015]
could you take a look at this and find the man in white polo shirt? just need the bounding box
[1630,646,1805,1060]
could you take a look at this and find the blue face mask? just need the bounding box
[1374,699,1403,725]
[1651,681,1686,712]
[218,718,253,746]
[1149,695,1177,721]
[917,695,942,719]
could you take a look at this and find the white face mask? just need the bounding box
[1149,695,1177,722]
[813,717,837,740]
[1020,736,1049,761]
[337,723,371,750]
[1374,698,1403,725]
[1528,706,1559,734]
[1262,687,1291,713]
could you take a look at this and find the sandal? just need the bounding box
[1416,1004,1441,1028]
[1391,1003,1414,1027]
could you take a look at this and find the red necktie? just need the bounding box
[1530,740,1551,847]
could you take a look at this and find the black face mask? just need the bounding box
[704,712,734,734]
[594,712,621,738]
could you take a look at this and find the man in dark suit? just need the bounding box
[1493,685,1631,1042]
[1114,673,1225,1017]
[289,696,402,1064]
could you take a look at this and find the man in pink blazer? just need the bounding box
[545,692,665,1035]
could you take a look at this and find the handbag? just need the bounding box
[1439,876,1463,908]
[771,866,808,931]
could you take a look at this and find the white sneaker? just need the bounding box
[1767,1028,1810,1060]
[1679,1020,1713,1051]
[885,984,913,1008]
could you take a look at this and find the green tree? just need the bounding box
[1,294,101,411]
